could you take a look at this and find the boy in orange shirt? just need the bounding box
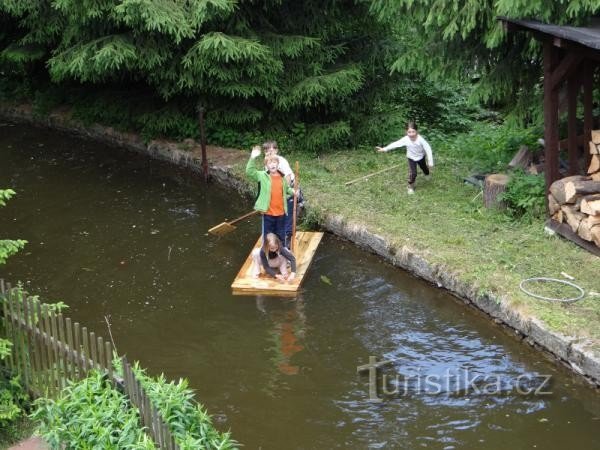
[246,146,295,245]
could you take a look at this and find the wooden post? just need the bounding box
[583,60,594,170]
[567,74,580,175]
[543,41,561,199]
[198,104,209,183]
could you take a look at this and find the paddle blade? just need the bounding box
[208,222,237,236]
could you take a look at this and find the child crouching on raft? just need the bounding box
[251,233,296,282]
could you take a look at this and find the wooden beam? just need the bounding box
[550,52,583,90]
[583,60,595,169]
[567,74,580,175]
[544,41,561,197]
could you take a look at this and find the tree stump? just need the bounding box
[483,173,509,208]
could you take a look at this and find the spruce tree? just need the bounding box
[0,0,395,149]
[368,0,600,121]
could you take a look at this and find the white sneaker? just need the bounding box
[424,174,431,181]
[407,187,415,195]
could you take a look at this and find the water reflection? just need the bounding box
[256,295,306,395]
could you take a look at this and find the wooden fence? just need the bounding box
[0,280,178,450]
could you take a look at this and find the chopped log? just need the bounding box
[590,141,600,155]
[564,180,600,203]
[587,214,600,227]
[580,195,600,215]
[588,154,600,174]
[591,226,600,247]
[577,217,595,241]
[591,172,600,182]
[549,175,589,204]
[483,174,509,208]
[508,145,532,169]
[553,210,564,223]
[561,205,585,233]
[548,194,560,215]
[592,129,600,144]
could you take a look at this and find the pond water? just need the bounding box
[1,122,599,449]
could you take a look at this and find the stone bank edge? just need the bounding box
[2,103,599,387]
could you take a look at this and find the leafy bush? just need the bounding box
[0,367,30,443]
[500,170,546,220]
[133,364,238,450]
[31,371,156,450]
[440,122,542,173]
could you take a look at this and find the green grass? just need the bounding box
[232,130,600,344]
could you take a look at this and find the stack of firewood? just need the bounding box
[548,131,600,247]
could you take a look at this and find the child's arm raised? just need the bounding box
[246,146,262,180]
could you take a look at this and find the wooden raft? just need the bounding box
[231,231,324,296]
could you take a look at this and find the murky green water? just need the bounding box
[1,122,599,449]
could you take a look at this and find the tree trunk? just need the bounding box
[483,174,509,208]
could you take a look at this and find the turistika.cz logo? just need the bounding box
[357,356,553,402]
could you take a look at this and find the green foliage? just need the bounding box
[133,363,238,450]
[31,371,156,450]
[440,122,542,173]
[0,0,418,152]
[368,0,600,119]
[0,189,27,267]
[0,368,30,443]
[500,170,546,220]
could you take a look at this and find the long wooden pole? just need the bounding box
[292,161,299,253]
[344,163,402,186]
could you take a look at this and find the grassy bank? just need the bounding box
[231,124,600,345]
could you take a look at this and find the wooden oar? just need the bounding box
[291,161,299,252]
[344,163,402,186]
[208,210,260,236]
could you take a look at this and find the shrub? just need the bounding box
[31,371,156,450]
[500,170,546,220]
[133,364,238,450]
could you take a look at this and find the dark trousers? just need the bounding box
[408,157,429,187]
[262,214,286,246]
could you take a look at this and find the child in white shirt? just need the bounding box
[376,121,434,194]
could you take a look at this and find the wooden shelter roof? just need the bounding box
[499,17,600,51]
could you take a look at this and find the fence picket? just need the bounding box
[82,327,89,373]
[105,341,113,380]
[7,290,20,378]
[97,336,105,373]
[50,310,62,391]
[73,322,81,379]
[65,318,74,382]
[1,287,14,371]
[41,304,56,398]
[35,301,48,394]
[24,297,38,395]
[89,331,97,369]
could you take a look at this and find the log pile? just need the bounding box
[549,130,600,248]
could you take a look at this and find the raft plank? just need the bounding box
[232,231,324,296]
